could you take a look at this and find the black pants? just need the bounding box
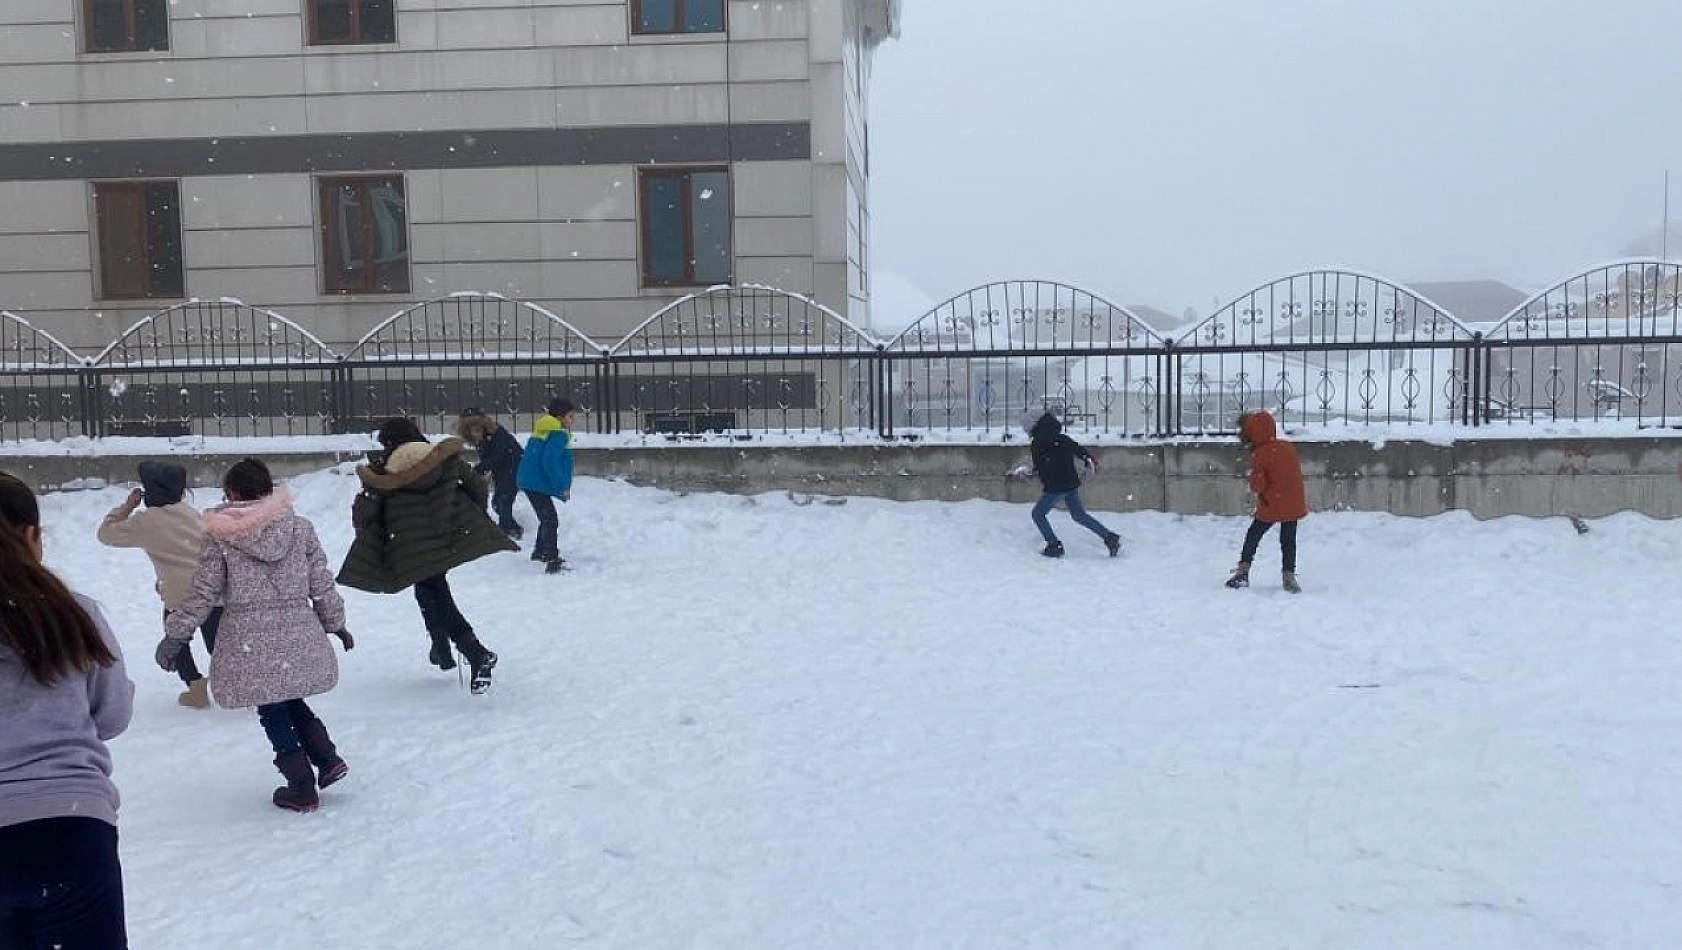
[490,480,519,533]
[525,491,559,561]
[1239,519,1298,572]
[0,817,127,950]
[165,606,222,686]
[414,574,471,640]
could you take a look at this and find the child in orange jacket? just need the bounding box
[1225,410,1307,592]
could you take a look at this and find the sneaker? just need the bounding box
[1103,532,1122,558]
[1282,571,1301,594]
[1041,541,1065,558]
[544,557,567,575]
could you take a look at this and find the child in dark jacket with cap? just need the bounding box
[1023,411,1122,559]
[455,408,525,541]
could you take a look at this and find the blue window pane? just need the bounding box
[683,0,725,32]
[645,177,686,282]
[689,172,731,283]
[637,0,676,33]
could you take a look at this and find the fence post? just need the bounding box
[1469,332,1486,427]
[1160,340,1176,437]
[80,367,102,439]
[596,359,615,435]
[876,352,894,439]
[330,363,354,435]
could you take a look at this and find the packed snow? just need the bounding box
[29,466,1682,948]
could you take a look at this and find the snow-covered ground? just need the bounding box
[34,468,1682,949]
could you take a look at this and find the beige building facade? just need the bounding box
[0,0,899,353]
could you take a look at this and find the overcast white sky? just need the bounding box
[867,0,1682,319]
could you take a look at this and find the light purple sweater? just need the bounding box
[0,594,135,829]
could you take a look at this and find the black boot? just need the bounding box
[451,630,498,696]
[272,750,319,812]
[294,715,348,789]
[1041,541,1065,558]
[1103,532,1122,558]
[427,630,457,671]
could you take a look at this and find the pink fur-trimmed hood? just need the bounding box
[203,487,298,562]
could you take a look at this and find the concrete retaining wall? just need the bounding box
[3,437,1678,519]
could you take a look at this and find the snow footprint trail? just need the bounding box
[30,475,1682,949]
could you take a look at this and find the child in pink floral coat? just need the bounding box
[158,458,353,812]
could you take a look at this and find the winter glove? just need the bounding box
[331,629,355,652]
[154,637,183,672]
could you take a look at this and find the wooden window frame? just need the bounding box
[82,0,169,53]
[306,0,396,46]
[317,175,410,295]
[638,166,732,288]
[629,0,727,36]
[93,180,183,301]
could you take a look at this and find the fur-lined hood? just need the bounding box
[452,413,499,442]
[202,487,298,562]
[356,437,466,493]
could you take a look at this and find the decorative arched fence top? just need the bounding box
[885,280,1167,353]
[1486,260,1682,340]
[91,299,337,368]
[344,292,603,362]
[0,311,83,371]
[609,285,877,357]
[1178,270,1473,348]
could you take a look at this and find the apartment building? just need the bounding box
[0,0,899,352]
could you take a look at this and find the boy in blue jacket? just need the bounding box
[516,397,576,574]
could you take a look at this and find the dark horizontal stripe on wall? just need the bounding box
[0,122,810,182]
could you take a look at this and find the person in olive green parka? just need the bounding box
[336,417,516,694]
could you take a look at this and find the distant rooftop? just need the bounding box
[1406,279,1530,325]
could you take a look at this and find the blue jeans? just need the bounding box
[0,816,126,949]
[1031,490,1113,545]
[525,491,559,561]
[257,698,318,758]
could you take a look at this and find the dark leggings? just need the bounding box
[414,574,472,639]
[167,606,222,685]
[1239,519,1298,572]
[0,816,127,949]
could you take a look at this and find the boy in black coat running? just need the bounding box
[1024,411,1121,558]
[454,408,525,541]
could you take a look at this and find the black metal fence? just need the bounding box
[6,264,1682,443]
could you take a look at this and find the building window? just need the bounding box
[94,182,183,300]
[83,0,170,53]
[307,0,396,45]
[639,168,732,287]
[631,0,725,35]
[318,176,410,294]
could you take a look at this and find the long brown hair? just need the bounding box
[0,472,113,686]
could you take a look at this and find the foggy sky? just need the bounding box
[868,0,1682,317]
